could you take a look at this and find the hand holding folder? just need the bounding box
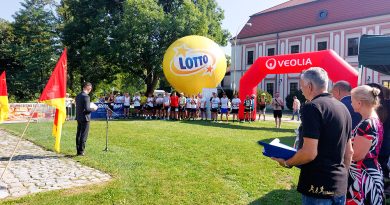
[258,138,297,160]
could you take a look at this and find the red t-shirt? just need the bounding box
[170,95,179,107]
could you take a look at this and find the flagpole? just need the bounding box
[0,102,39,181]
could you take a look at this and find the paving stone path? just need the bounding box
[0,129,111,199]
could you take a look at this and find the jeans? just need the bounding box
[291,109,300,120]
[302,194,345,205]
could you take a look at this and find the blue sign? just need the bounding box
[91,103,124,119]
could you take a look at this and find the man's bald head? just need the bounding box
[332,81,351,100]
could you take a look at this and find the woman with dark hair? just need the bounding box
[367,83,390,193]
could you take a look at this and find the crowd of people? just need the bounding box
[72,68,390,204]
[96,91,280,123]
[272,67,390,204]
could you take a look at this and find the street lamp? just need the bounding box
[232,22,252,95]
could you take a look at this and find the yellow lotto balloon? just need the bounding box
[163,35,227,95]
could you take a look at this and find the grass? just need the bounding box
[0,119,301,205]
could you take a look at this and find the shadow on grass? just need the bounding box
[177,120,295,132]
[0,154,59,161]
[249,187,300,205]
[259,136,297,145]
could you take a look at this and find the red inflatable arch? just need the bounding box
[238,50,358,120]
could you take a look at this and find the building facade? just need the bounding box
[228,0,390,101]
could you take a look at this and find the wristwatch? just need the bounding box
[284,161,292,168]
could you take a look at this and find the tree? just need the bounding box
[111,0,230,95]
[0,20,15,74]
[285,90,305,110]
[59,0,124,92]
[9,0,61,101]
[0,19,19,102]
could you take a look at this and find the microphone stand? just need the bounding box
[103,104,111,152]
[102,103,119,152]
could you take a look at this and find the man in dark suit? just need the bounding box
[331,81,362,128]
[75,82,97,156]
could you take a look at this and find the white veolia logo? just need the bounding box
[265,58,277,70]
[265,58,313,70]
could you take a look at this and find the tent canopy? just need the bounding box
[359,34,390,75]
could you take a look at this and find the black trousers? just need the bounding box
[76,121,90,154]
[379,155,390,179]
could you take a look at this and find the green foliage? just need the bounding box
[285,90,306,110]
[0,19,17,101]
[59,0,123,92]
[5,0,61,101]
[257,89,272,104]
[93,72,146,99]
[110,0,230,95]
[0,120,301,204]
[226,54,231,68]
[1,0,229,102]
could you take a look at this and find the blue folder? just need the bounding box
[258,140,296,160]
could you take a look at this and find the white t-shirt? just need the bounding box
[191,98,198,109]
[186,98,192,108]
[211,97,220,109]
[147,97,154,107]
[156,97,164,105]
[124,96,131,106]
[115,96,124,103]
[232,98,241,109]
[293,99,301,110]
[65,98,73,108]
[200,98,206,108]
[179,97,186,106]
[133,96,141,106]
[163,96,170,106]
[220,97,229,109]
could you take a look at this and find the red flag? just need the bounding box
[0,71,9,122]
[39,48,67,152]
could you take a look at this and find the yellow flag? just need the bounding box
[0,71,9,122]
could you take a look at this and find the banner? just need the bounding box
[6,103,55,122]
[238,50,358,120]
[91,103,125,119]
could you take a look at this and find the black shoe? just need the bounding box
[77,152,85,156]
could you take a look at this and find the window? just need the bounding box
[267,48,275,56]
[317,41,327,51]
[347,38,359,56]
[247,50,254,65]
[266,83,274,97]
[318,10,329,20]
[383,80,390,89]
[290,82,298,94]
[290,45,300,54]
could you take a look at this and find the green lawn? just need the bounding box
[0,119,301,205]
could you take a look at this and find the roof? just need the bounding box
[253,0,317,15]
[238,0,390,39]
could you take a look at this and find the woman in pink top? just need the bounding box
[347,85,384,204]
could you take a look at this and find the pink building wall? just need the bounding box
[229,15,390,103]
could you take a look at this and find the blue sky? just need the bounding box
[0,0,288,55]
